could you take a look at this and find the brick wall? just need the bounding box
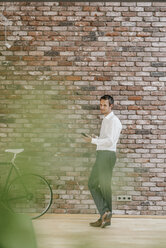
[0,1,166,215]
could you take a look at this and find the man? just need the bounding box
[83,95,122,228]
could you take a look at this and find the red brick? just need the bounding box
[83,6,97,11]
[58,61,72,66]
[114,27,129,32]
[128,96,142,101]
[128,106,143,110]
[6,56,20,61]
[105,32,120,36]
[66,76,81,81]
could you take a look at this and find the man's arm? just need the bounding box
[82,134,98,143]
[91,118,122,147]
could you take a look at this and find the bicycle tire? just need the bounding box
[6,174,53,219]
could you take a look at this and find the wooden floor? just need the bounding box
[34,214,166,248]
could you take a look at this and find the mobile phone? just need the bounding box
[81,132,89,137]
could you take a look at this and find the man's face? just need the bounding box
[100,99,113,116]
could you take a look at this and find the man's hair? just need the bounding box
[100,95,114,106]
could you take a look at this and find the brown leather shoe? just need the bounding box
[101,211,112,228]
[89,218,102,227]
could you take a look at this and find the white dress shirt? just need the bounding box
[91,111,122,152]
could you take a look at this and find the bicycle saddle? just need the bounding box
[5,149,24,154]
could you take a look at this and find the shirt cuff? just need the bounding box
[91,138,98,145]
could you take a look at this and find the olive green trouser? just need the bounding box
[88,150,116,217]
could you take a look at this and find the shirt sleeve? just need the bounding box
[91,117,122,147]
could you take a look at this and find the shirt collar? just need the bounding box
[105,111,114,120]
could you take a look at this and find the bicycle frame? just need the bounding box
[3,163,20,194]
[1,154,27,200]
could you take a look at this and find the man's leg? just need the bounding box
[88,152,109,217]
[98,151,116,214]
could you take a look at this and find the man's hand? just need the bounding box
[91,134,98,138]
[83,134,92,143]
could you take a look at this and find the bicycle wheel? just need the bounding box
[7,174,53,219]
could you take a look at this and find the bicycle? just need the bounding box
[0,149,53,219]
